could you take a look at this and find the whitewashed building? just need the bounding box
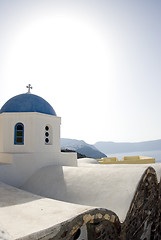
[0,86,77,187]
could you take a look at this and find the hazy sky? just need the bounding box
[0,0,161,144]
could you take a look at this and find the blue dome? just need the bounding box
[0,93,56,116]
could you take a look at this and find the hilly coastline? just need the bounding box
[95,139,161,154]
[61,138,161,159]
[61,138,106,159]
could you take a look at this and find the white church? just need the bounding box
[0,85,77,187]
[0,85,161,240]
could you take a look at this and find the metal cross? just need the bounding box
[26,84,33,93]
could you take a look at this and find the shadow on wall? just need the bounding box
[0,182,45,207]
[0,166,67,207]
[20,165,68,202]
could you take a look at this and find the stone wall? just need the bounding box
[51,167,161,240]
[19,209,121,240]
[158,177,161,239]
[121,167,159,240]
[2,166,161,240]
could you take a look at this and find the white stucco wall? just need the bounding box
[21,163,161,222]
[34,113,61,152]
[0,151,77,187]
[0,112,61,153]
[0,111,77,187]
[0,117,4,152]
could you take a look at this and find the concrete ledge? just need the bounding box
[98,157,118,164]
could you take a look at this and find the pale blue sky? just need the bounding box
[0,0,161,143]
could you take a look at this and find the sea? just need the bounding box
[106,150,161,163]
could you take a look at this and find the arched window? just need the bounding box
[14,123,24,145]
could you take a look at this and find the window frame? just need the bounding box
[14,123,24,145]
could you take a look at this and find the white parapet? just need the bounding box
[98,156,155,164]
